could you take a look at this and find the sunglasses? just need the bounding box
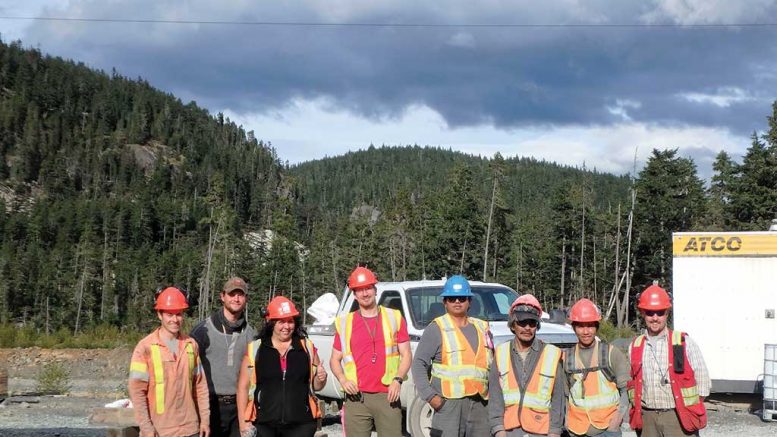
[644,310,667,317]
[444,296,470,303]
[516,319,538,328]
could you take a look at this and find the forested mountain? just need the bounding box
[290,145,628,217]
[1,39,776,336]
[0,40,285,332]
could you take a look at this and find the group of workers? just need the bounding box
[128,267,709,437]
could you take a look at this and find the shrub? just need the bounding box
[35,361,72,395]
[0,323,142,348]
[598,320,636,343]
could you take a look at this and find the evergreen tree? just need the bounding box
[633,149,706,291]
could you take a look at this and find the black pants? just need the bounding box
[210,396,240,437]
[255,421,317,437]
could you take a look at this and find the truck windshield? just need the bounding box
[406,286,518,330]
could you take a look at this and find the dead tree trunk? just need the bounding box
[560,236,567,308]
[483,178,497,281]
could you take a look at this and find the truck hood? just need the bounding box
[489,320,578,348]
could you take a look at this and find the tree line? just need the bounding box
[1,40,776,336]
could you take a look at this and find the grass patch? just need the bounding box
[0,323,143,348]
[35,361,72,395]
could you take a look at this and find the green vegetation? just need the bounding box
[1,39,776,343]
[35,361,72,395]
[597,320,636,343]
[0,323,141,348]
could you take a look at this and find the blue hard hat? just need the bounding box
[439,275,474,297]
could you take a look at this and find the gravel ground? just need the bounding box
[1,394,775,437]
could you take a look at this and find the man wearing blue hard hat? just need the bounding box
[411,275,494,436]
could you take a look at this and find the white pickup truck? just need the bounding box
[307,279,577,436]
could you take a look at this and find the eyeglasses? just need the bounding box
[444,296,470,303]
[516,319,538,328]
[644,310,667,317]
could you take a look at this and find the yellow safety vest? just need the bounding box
[244,338,321,422]
[495,340,561,434]
[565,341,620,435]
[147,341,195,415]
[334,307,402,388]
[430,314,491,399]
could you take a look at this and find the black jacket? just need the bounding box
[253,336,315,425]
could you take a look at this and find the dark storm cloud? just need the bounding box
[19,1,777,134]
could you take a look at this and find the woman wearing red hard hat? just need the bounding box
[236,296,327,437]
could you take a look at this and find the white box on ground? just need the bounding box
[672,231,777,393]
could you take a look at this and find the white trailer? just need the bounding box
[672,231,777,393]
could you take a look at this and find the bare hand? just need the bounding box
[608,414,623,431]
[548,434,561,437]
[340,378,359,395]
[315,365,327,382]
[239,425,257,437]
[199,423,210,437]
[428,395,445,412]
[387,380,401,403]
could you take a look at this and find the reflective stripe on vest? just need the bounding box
[149,341,195,415]
[565,341,619,435]
[245,338,321,422]
[335,307,402,387]
[430,314,491,399]
[495,341,561,433]
[628,330,706,432]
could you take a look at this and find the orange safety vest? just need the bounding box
[128,336,197,415]
[494,340,561,434]
[564,341,620,435]
[244,337,322,422]
[430,314,491,399]
[628,330,706,432]
[334,307,402,388]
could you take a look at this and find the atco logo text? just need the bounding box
[682,236,742,252]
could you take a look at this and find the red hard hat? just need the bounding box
[155,287,189,311]
[266,296,300,320]
[568,298,602,323]
[348,266,378,290]
[510,294,543,317]
[637,284,672,311]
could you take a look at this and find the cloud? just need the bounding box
[7,1,777,169]
[679,87,756,108]
[607,99,642,122]
[641,0,777,25]
[224,99,750,179]
[447,32,476,48]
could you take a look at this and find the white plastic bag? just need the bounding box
[307,292,340,325]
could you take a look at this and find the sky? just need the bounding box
[2,1,777,178]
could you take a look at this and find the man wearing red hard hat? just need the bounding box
[129,287,210,437]
[563,298,630,436]
[330,266,412,437]
[627,284,710,437]
[489,294,564,437]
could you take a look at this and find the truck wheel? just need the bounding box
[408,395,434,437]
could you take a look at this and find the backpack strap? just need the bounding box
[599,342,616,383]
[564,342,616,383]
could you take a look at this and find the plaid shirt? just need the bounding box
[629,329,711,409]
